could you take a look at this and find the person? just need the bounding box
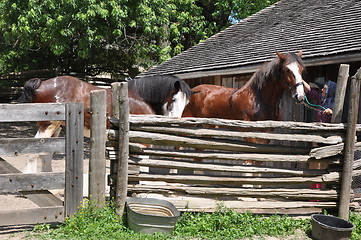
[303,80,337,192]
[303,80,337,123]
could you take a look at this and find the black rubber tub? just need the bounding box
[311,214,354,240]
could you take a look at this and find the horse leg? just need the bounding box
[23,121,62,173]
[40,125,63,172]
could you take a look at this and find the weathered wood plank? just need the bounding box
[128,184,339,200]
[310,143,345,159]
[353,159,361,169]
[64,103,84,217]
[127,125,343,144]
[129,131,309,154]
[89,90,107,207]
[129,157,326,175]
[20,190,64,207]
[0,138,65,156]
[115,115,350,131]
[129,195,338,214]
[127,148,311,163]
[0,172,64,193]
[129,172,340,185]
[0,103,65,122]
[0,206,64,226]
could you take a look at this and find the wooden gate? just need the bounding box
[0,103,84,226]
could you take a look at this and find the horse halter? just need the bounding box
[284,78,304,103]
[285,79,303,91]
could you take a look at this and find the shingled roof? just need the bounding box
[141,0,361,79]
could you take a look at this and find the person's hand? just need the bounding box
[323,108,333,115]
[303,80,311,92]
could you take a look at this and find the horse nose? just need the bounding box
[293,93,304,103]
[297,94,304,102]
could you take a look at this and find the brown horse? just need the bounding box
[17,75,191,172]
[18,76,154,138]
[183,51,305,121]
[182,51,305,168]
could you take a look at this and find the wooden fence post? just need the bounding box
[89,90,107,207]
[110,82,129,217]
[339,67,361,219]
[116,82,129,217]
[109,83,120,200]
[64,102,84,217]
[332,64,349,123]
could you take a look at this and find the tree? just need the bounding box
[0,0,278,79]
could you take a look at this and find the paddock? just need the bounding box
[0,69,360,227]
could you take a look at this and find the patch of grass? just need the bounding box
[32,199,147,240]
[350,211,361,240]
[29,200,361,240]
[174,210,310,239]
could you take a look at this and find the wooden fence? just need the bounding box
[98,71,361,219]
[0,103,84,226]
[107,116,358,215]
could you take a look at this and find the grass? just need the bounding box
[28,199,361,240]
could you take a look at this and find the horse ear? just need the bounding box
[297,51,303,57]
[174,80,181,92]
[276,51,286,60]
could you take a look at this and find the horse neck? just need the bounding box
[248,63,286,108]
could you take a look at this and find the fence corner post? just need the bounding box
[339,67,361,220]
[112,82,129,217]
[332,64,349,123]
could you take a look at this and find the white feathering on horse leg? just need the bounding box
[23,121,62,173]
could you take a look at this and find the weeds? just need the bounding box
[29,199,361,240]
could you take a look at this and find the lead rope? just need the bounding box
[298,95,327,113]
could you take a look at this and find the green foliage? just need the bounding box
[175,210,310,239]
[0,0,277,78]
[349,212,361,240]
[29,199,317,240]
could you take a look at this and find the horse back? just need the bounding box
[32,76,104,104]
[182,84,237,119]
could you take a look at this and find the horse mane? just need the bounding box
[249,52,304,91]
[128,75,192,103]
[17,78,42,103]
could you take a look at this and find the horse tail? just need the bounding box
[17,78,42,103]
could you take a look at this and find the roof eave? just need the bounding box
[175,52,361,79]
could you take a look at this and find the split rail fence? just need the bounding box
[99,71,361,218]
[0,102,84,226]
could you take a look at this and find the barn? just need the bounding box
[140,0,361,123]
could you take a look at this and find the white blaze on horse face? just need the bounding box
[287,62,305,101]
[163,91,188,117]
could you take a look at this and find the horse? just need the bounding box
[182,51,306,171]
[17,75,191,172]
[129,75,193,117]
